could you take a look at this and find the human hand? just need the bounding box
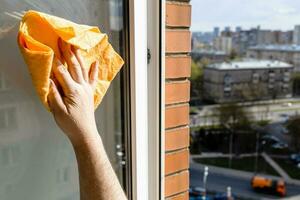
[48,38,99,146]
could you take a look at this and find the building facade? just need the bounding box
[247,44,300,72]
[203,60,293,103]
[213,36,232,54]
[293,25,300,45]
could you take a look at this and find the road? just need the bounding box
[190,98,300,127]
[190,163,300,200]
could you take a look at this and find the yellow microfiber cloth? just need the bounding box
[17,10,124,111]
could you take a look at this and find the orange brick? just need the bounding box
[165,104,189,129]
[165,149,189,175]
[166,56,191,79]
[166,2,191,27]
[165,81,190,105]
[166,30,191,53]
[166,191,189,200]
[165,127,189,151]
[165,170,189,197]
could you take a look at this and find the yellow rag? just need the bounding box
[17,10,124,111]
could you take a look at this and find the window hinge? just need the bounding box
[147,48,151,64]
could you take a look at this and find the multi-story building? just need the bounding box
[293,25,300,45]
[232,28,259,55]
[247,44,300,71]
[213,27,220,38]
[213,36,232,54]
[203,59,293,103]
[191,49,228,63]
[257,30,277,45]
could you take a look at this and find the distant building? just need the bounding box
[213,36,232,54]
[191,49,228,63]
[247,44,300,71]
[293,25,300,45]
[213,27,220,38]
[257,30,277,45]
[192,31,214,46]
[277,31,293,44]
[203,59,293,103]
[232,28,259,55]
[235,26,242,33]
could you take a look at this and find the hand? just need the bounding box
[48,38,99,146]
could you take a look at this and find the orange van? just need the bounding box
[251,175,286,197]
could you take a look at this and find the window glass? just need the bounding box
[0,0,128,199]
[190,0,300,199]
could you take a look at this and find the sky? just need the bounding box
[191,0,300,32]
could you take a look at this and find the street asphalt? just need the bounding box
[190,162,300,200]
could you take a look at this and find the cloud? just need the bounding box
[191,0,300,32]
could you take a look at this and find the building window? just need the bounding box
[0,107,17,131]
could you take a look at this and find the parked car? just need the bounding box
[251,175,286,197]
[290,153,300,164]
[272,142,288,150]
[189,187,211,200]
[213,193,235,200]
[279,114,290,123]
[261,135,280,146]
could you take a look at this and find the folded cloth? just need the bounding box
[17,10,124,111]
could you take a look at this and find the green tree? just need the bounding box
[286,116,300,151]
[191,60,204,98]
[217,103,251,129]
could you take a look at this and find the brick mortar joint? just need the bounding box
[166,0,191,4]
[165,125,190,132]
[165,191,189,200]
[165,79,190,84]
[165,168,190,178]
[166,1,191,6]
[166,28,191,31]
[165,147,189,155]
[165,125,189,132]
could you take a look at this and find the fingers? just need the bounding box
[73,46,89,81]
[48,79,67,113]
[53,57,75,94]
[89,61,99,89]
[58,38,84,83]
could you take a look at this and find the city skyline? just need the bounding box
[191,0,300,32]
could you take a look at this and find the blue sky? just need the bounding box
[191,0,300,32]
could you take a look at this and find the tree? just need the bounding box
[286,116,300,151]
[216,103,251,129]
[232,83,267,102]
[191,60,204,98]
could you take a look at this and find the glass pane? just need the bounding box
[0,0,127,200]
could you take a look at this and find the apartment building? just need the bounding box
[247,44,300,71]
[213,36,233,54]
[0,0,192,200]
[203,60,293,103]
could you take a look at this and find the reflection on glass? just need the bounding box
[0,0,126,199]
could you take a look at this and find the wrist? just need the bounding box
[69,127,102,150]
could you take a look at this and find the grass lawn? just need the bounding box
[273,158,300,180]
[194,156,279,176]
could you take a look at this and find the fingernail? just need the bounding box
[94,61,99,67]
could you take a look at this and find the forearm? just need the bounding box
[72,131,127,200]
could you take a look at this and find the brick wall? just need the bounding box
[164,1,191,199]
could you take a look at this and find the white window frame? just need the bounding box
[129,0,165,199]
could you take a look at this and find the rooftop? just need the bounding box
[207,59,292,70]
[248,44,300,52]
[192,49,227,55]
